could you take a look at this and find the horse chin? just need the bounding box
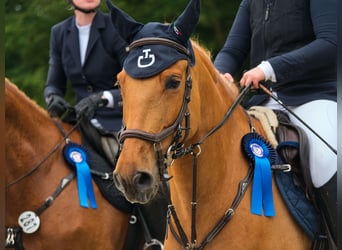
[125,186,158,204]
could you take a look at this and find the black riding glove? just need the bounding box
[74,92,109,120]
[46,94,73,117]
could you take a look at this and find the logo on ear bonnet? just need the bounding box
[137,48,155,68]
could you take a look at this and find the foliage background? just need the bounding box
[5,0,240,107]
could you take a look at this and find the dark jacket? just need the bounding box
[44,11,128,131]
[214,0,337,107]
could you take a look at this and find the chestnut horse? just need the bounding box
[107,0,312,249]
[5,78,131,249]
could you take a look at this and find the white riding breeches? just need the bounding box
[264,96,337,188]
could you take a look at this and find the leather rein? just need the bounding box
[119,37,255,249]
[5,119,79,189]
[5,119,79,249]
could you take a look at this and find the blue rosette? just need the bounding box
[241,132,276,217]
[63,142,97,209]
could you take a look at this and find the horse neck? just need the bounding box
[8,101,57,151]
[5,96,80,224]
[5,89,64,187]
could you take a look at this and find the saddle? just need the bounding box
[247,107,323,242]
[273,110,315,203]
[247,107,314,203]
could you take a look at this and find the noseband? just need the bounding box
[119,38,193,174]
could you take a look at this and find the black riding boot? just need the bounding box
[315,173,337,247]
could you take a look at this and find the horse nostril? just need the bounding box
[113,172,124,191]
[133,172,153,190]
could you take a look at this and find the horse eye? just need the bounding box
[165,76,181,89]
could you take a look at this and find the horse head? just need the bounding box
[106,0,208,204]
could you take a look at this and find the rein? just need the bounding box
[6,119,80,189]
[172,84,253,159]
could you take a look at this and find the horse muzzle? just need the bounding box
[113,170,158,204]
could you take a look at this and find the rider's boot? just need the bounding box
[315,173,337,247]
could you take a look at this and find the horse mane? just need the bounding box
[191,39,239,99]
[5,78,49,123]
[6,78,46,108]
[5,78,54,157]
[190,39,215,73]
[190,40,240,100]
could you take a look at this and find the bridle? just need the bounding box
[118,37,255,249]
[119,37,254,174]
[119,37,193,177]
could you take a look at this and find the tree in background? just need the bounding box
[5,0,240,107]
[5,0,70,106]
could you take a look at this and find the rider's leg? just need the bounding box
[290,100,337,242]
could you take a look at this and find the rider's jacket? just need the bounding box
[214,0,337,107]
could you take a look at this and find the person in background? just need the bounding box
[44,0,127,164]
[214,0,337,246]
[44,2,169,246]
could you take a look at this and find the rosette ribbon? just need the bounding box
[242,133,276,217]
[63,143,97,208]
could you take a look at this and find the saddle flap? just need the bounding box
[274,110,314,202]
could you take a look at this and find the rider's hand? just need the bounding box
[239,67,266,89]
[74,92,109,120]
[46,94,73,118]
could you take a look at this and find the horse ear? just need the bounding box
[106,0,144,43]
[171,0,201,44]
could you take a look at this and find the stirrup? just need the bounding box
[143,238,164,250]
